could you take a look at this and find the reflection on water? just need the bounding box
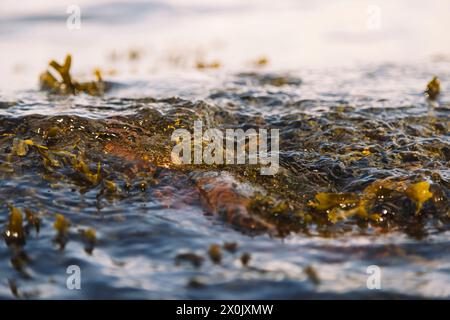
[0,0,449,299]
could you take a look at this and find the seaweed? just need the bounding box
[207,244,222,264]
[240,252,251,267]
[253,56,269,67]
[11,138,33,156]
[53,214,70,249]
[39,54,108,95]
[223,242,238,253]
[72,156,102,185]
[405,181,433,214]
[304,265,320,285]
[3,205,26,246]
[24,208,41,235]
[81,228,97,254]
[425,76,440,100]
[196,60,221,70]
[308,193,360,211]
[175,253,204,268]
[308,180,435,226]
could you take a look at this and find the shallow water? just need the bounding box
[0,0,449,299]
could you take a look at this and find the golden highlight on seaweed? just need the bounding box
[308,180,435,225]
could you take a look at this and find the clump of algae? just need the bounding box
[405,181,433,214]
[72,156,102,185]
[196,60,221,70]
[253,56,269,67]
[175,252,204,268]
[81,228,97,254]
[208,244,222,264]
[308,180,435,225]
[309,193,376,224]
[40,54,107,95]
[54,214,70,234]
[11,138,49,158]
[425,76,440,100]
[11,138,31,156]
[54,214,70,249]
[24,208,41,234]
[240,252,251,267]
[7,135,104,187]
[3,205,26,246]
[308,193,359,211]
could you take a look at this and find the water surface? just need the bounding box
[0,0,449,299]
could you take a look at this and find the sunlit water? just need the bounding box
[0,0,449,299]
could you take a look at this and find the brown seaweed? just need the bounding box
[3,205,26,246]
[39,54,108,95]
[425,76,440,100]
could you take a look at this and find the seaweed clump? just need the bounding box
[306,180,443,236]
[81,228,97,254]
[3,205,26,246]
[39,54,108,95]
[196,60,221,70]
[54,214,70,249]
[425,76,440,100]
[207,244,222,264]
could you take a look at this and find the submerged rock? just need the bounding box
[0,93,448,239]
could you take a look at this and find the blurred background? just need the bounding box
[0,0,449,91]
